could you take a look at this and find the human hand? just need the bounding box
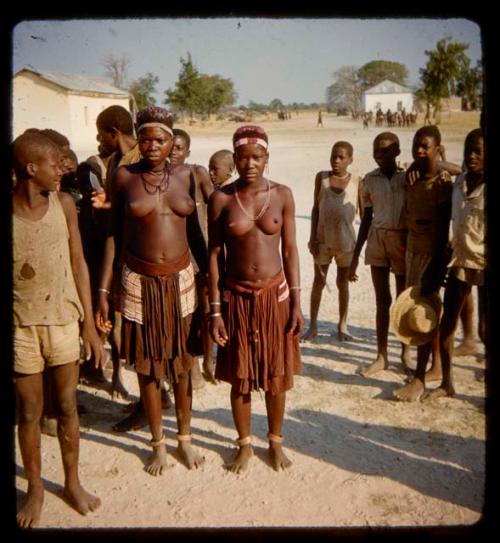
[209,316,228,347]
[80,323,106,368]
[348,259,359,282]
[91,191,106,209]
[95,297,112,334]
[286,305,304,336]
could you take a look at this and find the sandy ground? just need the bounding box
[14,111,487,529]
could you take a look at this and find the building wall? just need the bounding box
[362,92,414,113]
[12,72,71,139]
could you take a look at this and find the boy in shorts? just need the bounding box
[12,131,105,527]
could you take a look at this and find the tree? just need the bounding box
[358,60,409,90]
[102,54,129,89]
[419,37,470,120]
[164,53,202,119]
[269,98,284,111]
[128,72,159,110]
[326,66,362,118]
[456,59,483,111]
[197,74,237,118]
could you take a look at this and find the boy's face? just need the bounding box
[97,127,119,155]
[465,137,484,175]
[32,149,63,191]
[373,139,399,170]
[411,135,440,170]
[169,135,190,166]
[330,146,352,176]
[209,157,232,186]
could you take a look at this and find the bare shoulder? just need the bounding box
[57,190,76,209]
[272,181,293,199]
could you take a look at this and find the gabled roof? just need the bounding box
[364,79,413,95]
[15,68,130,97]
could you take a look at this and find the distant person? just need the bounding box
[169,128,214,385]
[302,141,360,342]
[95,106,207,474]
[317,109,324,128]
[208,125,303,473]
[208,149,235,190]
[349,132,411,376]
[12,131,104,528]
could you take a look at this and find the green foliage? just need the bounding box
[456,60,483,110]
[326,66,363,117]
[358,60,409,89]
[164,53,237,118]
[419,37,470,115]
[128,72,159,110]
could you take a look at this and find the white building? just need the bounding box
[362,79,414,114]
[12,68,135,152]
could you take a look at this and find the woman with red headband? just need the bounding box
[208,125,303,473]
[96,106,207,475]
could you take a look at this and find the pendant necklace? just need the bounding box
[234,178,271,221]
[141,164,170,199]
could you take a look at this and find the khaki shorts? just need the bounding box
[14,321,81,375]
[405,250,432,288]
[314,244,353,267]
[365,227,406,276]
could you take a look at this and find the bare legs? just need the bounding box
[227,387,291,473]
[301,263,352,342]
[16,362,101,528]
[454,290,481,356]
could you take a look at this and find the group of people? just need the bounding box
[12,106,303,528]
[302,125,485,404]
[12,104,485,529]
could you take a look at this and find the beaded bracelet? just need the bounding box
[289,286,301,291]
[210,312,222,318]
[98,288,110,294]
[210,301,221,306]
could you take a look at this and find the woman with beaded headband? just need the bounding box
[208,125,303,473]
[95,106,207,475]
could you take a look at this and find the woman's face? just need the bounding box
[138,127,173,168]
[234,143,268,183]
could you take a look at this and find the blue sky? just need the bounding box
[12,17,482,106]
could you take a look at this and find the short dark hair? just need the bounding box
[332,141,353,157]
[373,131,400,147]
[96,105,134,136]
[34,128,70,149]
[173,128,191,149]
[12,132,60,181]
[414,125,441,146]
[464,128,483,150]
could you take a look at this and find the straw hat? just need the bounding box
[390,286,443,346]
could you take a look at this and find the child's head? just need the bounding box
[169,128,191,167]
[96,105,134,155]
[208,150,235,187]
[373,132,400,171]
[62,149,78,174]
[12,132,62,190]
[330,141,353,176]
[411,125,441,170]
[39,128,71,153]
[464,128,484,175]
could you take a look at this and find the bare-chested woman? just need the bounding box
[208,125,303,473]
[95,107,207,475]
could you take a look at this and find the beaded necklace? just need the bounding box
[140,164,170,199]
[234,178,271,221]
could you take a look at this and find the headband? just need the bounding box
[233,137,268,150]
[137,122,173,137]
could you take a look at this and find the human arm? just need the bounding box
[186,170,209,276]
[281,186,304,336]
[194,164,214,204]
[58,192,105,367]
[207,191,228,346]
[307,172,323,256]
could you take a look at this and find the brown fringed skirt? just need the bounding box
[120,250,199,384]
[215,271,302,395]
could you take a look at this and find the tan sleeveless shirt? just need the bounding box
[13,191,84,326]
[317,172,359,252]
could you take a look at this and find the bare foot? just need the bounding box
[454,340,481,357]
[425,366,443,383]
[393,378,425,402]
[300,326,317,342]
[358,355,388,377]
[202,360,218,384]
[161,388,173,410]
[112,403,147,432]
[225,444,253,474]
[63,482,101,515]
[110,375,129,400]
[191,360,206,390]
[177,438,205,469]
[268,441,292,471]
[145,442,171,476]
[425,385,455,400]
[336,329,354,342]
[17,483,44,528]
